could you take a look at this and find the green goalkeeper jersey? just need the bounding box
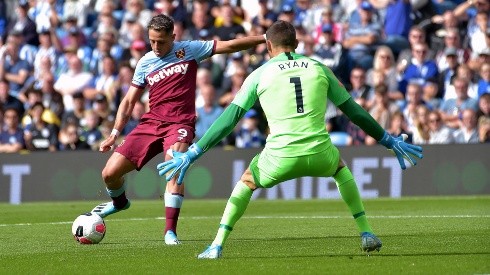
[231,52,351,157]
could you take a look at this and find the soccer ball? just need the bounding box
[72,213,106,244]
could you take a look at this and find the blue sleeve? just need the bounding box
[132,56,148,88]
[187,40,215,62]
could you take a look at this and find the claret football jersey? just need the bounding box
[131,40,216,124]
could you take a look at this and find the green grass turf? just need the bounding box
[0,197,489,274]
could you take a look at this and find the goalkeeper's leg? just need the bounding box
[333,162,382,252]
[212,179,254,246]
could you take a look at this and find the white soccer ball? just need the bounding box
[72,213,106,244]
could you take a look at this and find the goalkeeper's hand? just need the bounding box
[156,144,203,185]
[378,132,423,170]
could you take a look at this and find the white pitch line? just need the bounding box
[0,215,489,227]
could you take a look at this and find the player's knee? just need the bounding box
[101,166,118,185]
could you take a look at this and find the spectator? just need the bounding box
[348,66,372,108]
[434,28,470,72]
[184,7,214,41]
[368,84,399,130]
[29,0,62,36]
[80,109,103,148]
[59,16,88,50]
[342,0,381,70]
[0,34,32,98]
[398,42,439,95]
[252,0,278,32]
[477,93,490,120]
[58,27,93,73]
[0,79,24,116]
[478,116,490,142]
[379,0,412,56]
[438,47,460,97]
[122,100,146,136]
[234,109,266,148]
[219,64,248,107]
[109,63,134,109]
[92,93,115,125]
[402,82,427,132]
[468,11,489,56]
[311,6,342,44]
[33,28,62,81]
[440,76,479,128]
[24,102,58,151]
[453,108,480,143]
[39,72,64,120]
[0,107,25,153]
[412,105,430,144]
[7,0,38,47]
[277,4,296,24]
[58,121,91,151]
[89,30,124,75]
[423,79,442,110]
[154,0,188,25]
[213,4,246,41]
[427,110,454,144]
[61,91,86,128]
[123,39,148,69]
[444,63,479,100]
[311,24,343,75]
[54,55,94,112]
[397,26,435,67]
[477,61,490,98]
[387,110,413,143]
[195,84,223,140]
[84,56,118,102]
[366,46,402,100]
[125,0,154,28]
[118,12,140,50]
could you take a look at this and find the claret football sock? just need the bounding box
[106,183,128,209]
[164,193,184,234]
[334,167,373,233]
[212,181,253,246]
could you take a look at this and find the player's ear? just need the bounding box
[266,39,272,54]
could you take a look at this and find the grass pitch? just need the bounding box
[0,196,489,274]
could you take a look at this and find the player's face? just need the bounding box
[148,29,175,57]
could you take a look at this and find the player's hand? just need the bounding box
[99,136,116,152]
[157,144,203,185]
[378,132,423,169]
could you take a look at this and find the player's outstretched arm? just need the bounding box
[157,144,203,184]
[214,35,266,54]
[157,104,247,184]
[337,98,423,169]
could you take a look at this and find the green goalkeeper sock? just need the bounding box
[212,181,253,246]
[334,166,373,233]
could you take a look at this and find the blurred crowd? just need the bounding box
[0,0,489,153]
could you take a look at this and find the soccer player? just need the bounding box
[157,20,423,258]
[90,14,266,245]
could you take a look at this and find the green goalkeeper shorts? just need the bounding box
[249,146,340,189]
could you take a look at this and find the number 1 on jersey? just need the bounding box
[290,77,304,113]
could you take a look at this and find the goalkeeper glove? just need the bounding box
[378,132,423,170]
[156,143,203,185]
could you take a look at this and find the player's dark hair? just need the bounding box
[147,14,174,34]
[265,20,296,48]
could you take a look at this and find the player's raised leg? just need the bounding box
[91,152,135,218]
[333,160,382,253]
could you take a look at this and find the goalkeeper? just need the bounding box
[157,20,423,259]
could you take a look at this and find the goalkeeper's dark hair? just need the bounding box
[265,20,296,48]
[147,14,174,34]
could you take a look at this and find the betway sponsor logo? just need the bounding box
[147,63,189,86]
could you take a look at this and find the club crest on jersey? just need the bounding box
[175,48,186,59]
